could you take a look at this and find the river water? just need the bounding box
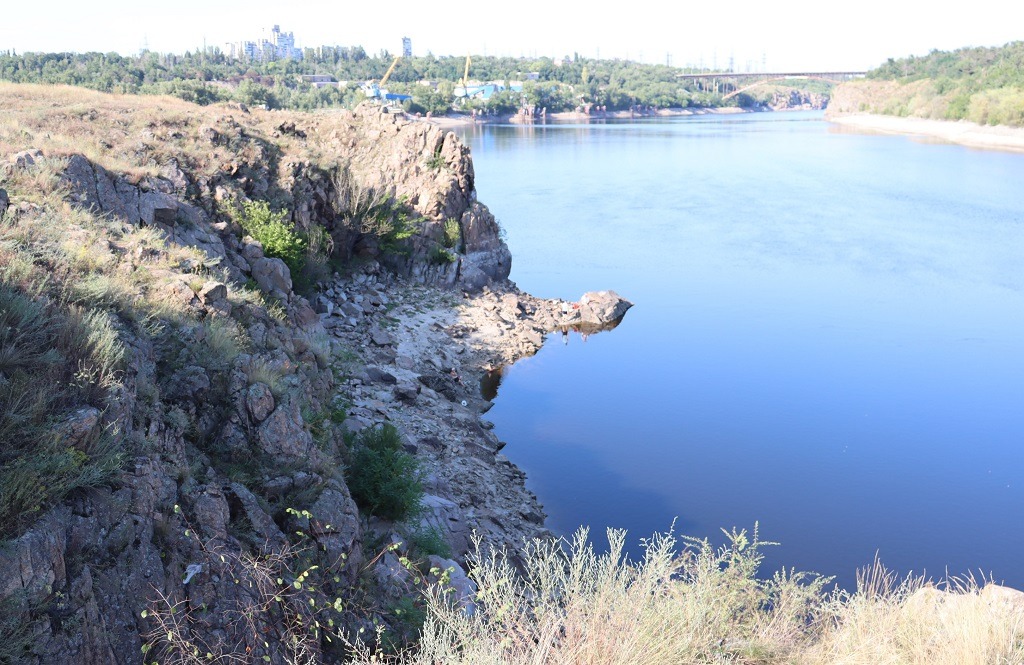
[455,112,1024,589]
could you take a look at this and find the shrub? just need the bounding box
[428,246,457,265]
[441,218,462,251]
[407,526,452,559]
[345,424,422,521]
[236,200,306,275]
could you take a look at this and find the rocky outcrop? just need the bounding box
[0,91,630,663]
[767,90,829,111]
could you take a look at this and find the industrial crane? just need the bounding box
[454,54,472,102]
[362,55,402,99]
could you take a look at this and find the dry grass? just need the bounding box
[0,82,357,182]
[352,527,1024,665]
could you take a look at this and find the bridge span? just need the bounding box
[678,71,865,97]
[681,71,866,80]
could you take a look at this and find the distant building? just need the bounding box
[226,24,303,62]
[298,74,339,89]
[402,37,412,58]
[453,81,523,101]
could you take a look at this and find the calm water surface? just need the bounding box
[456,112,1024,589]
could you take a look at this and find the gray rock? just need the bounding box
[228,483,289,553]
[393,381,420,403]
[0,188,8,217]
[251,257,292,301]
[241,238,265,262]
[10,149,42,168]
[246,382,275,422]
[198,281,227,304]
[194,486,230,540]
[427,556,478,616]
[370,328,395,346]
[365,367,398,385]
[313,295,333,315]
[57,407,101,451]
[577,290,633,326]
[257,399,315,462]
[309,487,363,582]
[340,301,363,318]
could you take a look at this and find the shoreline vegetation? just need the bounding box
[825,41,1024,149]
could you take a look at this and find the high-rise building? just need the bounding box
[402,37,412,58]
[226,25,303,62]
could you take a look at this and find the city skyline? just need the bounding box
[3,1,1024,72]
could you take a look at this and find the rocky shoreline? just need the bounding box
[0,86,631,662]
[317,261,630,560]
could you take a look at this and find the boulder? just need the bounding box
[0,188,8,217]
[10,149,42,168]
[198,281,227,305]
[245,382,275,422]
[251,257,292,301]
[426,556,478,616]
[308,486,363,581]
[577,290,633,326]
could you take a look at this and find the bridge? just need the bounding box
[678,71,866,99]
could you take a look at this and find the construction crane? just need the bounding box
[362,55,402,99]
[380,55,401,89]
[454,54,472,101]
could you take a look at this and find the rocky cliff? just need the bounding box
[0,86,554,664]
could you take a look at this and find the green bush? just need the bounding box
[407,526,452,559]
[442,217,462,251]
[236,200,306,275]
[345,424,422,521]
[428,245,457,265]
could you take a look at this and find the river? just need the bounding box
[455,111,1024,590]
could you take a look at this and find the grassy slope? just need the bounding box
[830,42,1024,126]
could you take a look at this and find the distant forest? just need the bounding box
[860,41,1024,125]
[0,48,769,113]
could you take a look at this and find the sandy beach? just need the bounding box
[827,113,1024,152]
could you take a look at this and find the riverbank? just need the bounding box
[827,112,1024,152]
[422,106,750,127]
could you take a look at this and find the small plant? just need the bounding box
[428,245,457,265]
[407,526,452,559]
[441,217,462,251]
[235,199,306,275]
[345,424,422,521]
[426,152,446,171]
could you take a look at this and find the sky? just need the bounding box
[2,1,1023,72]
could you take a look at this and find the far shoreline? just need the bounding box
[827,113,1024,152]
[418,106,759,128]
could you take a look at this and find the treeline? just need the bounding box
[861,41,1024,126]
[0,49,746,113]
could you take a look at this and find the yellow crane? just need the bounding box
[461,54,471,89]
[363,55,402,99]
[380,55,401,88]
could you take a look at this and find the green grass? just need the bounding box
[0,261,127,538]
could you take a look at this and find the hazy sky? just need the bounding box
[2,1,1023,71]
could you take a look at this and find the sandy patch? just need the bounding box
[828,114,1024,152]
